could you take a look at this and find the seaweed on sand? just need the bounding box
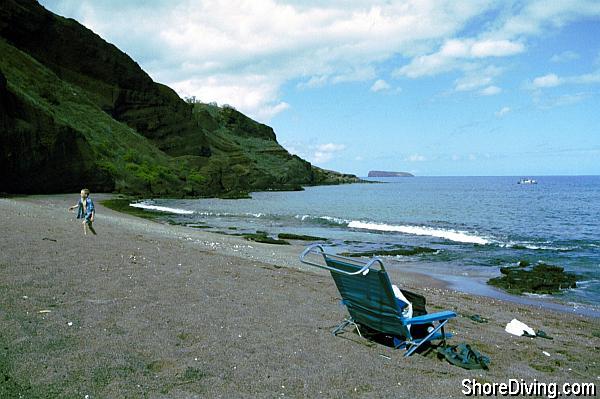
[487,262,579,295]
[243,232,290,245]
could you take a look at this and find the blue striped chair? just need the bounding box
[300,244,456,356]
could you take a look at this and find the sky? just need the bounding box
[39,0,600,176]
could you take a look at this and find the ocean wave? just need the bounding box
[501,242,576,251]
[294,214,350,226]
[522,293,551,298]
[576,279,600,288]
[129,202,194,215]
[347,221,491,245]
[193,211,266,218]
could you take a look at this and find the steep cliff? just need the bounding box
[0,0,361,196]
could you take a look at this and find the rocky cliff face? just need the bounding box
[0,66,114,193]
[0,0,361,196]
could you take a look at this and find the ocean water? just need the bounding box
[134,176,600,307]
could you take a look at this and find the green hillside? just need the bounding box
[0,0,361,197]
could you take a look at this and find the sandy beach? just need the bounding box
[1,194,598,398]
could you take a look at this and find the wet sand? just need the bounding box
[1,194,598,398]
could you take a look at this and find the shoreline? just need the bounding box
[104,195,600,318]
[1,194,598,397]
[428,271,600,318]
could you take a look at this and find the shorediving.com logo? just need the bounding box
[462,379,596,398]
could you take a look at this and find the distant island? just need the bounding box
[368,171,414,177]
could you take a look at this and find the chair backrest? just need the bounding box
[325,257,410,337]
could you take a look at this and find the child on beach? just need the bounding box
[68,189,97,235]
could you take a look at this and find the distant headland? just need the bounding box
[368,170,414,177]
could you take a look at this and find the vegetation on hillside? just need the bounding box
[0,0,362,197]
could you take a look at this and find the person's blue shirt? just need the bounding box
[76,197,95,221]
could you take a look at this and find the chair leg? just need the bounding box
[354,322,363,338]
[393,337,408,349]
[404,319,449,357]
[332,318,354,336]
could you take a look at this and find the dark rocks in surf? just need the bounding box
[243,232,290,245]
[339,246,437,257]
[487,262,579,295]
[277,233,328,242]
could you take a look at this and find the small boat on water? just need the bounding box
[518,178,537,185]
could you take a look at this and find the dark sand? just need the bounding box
[1,194,598,398]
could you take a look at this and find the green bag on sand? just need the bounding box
[437,343,490,370]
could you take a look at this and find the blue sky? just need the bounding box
[40,0,600,176]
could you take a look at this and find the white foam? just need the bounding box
[347,221,491,245]
[129,202,194,215]
[502,242,575,251]
[523,293,551,298]
[318,215,350,224]
[294,214,349,225]
[247,213,265,218]
[576,279,600,288]
[528,245,573,251]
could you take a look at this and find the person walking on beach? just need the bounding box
[68,188,97,235]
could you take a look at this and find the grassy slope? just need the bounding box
[0,38,205,196]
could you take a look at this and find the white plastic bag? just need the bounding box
[505,318,535,336]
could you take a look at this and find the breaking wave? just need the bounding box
[294,214,350,226]
[347,221,491,245]
[129,202,194,215]
[293,214,492,244]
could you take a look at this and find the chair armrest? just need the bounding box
[402,310,456,325]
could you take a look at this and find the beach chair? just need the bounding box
[299,244,456,357]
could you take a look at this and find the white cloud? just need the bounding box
[370,79,391,92]
[570,70,600,84]
[454,65,503,91]
[395,38,524,78]
[531,70,600,89]
[394,1,600,91]
[551,50,579,63]
[470,39,525,57]
[312,143,347,163]
[261,102,291,120]
[39,0,499,121]
[170,74,291,119]
[495,106,511,117]
[38,0,600,121]
[480,85,502,95]
[297,75,328,89]
[284,141,346,164]
[532,73,561,88]
[455,75,492,91]
[317,143,346,152]
[536,92,590,109]
[491,1,600,40]
[406,153,426,162]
